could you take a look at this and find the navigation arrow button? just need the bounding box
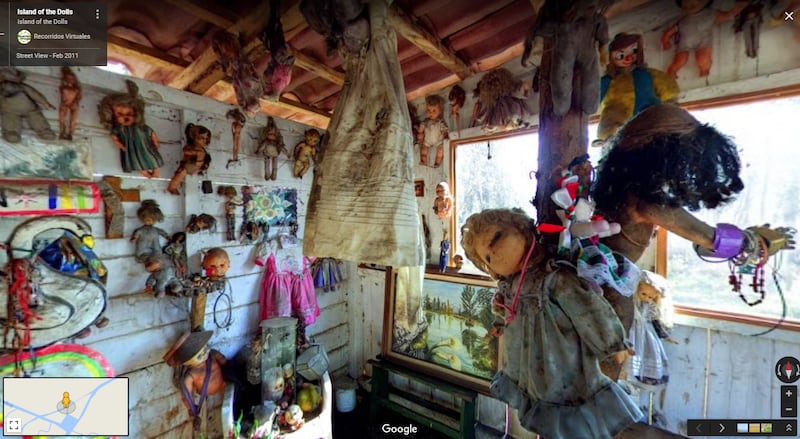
[719,423,725,433]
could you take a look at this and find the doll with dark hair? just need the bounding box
[460,208,641,438]
[168,123,212,195]
[58,66,81,141]
[131,200,170,263]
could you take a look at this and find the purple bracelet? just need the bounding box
[710,223,745,259]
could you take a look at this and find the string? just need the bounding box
[505,238,536,324]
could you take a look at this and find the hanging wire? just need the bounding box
[213,280,233,329]
[748,253,787,337]
[487,141,492,160]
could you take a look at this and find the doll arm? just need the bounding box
[150,129,160,149]
[550,269,629,357]
[23,84,55,109]
[210,349,227,366]
[649,68,680,103]
[661,23,678,50]
[111,134,127,151]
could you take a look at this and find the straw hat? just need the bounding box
[163,330,212,366]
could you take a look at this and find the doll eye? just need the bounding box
[614,52,625,60]
[489,231,502,248]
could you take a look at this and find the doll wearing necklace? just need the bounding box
[461,208,640,439]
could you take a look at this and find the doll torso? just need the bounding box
[181,145,209,174]
[676,7,715,50]
[419,118,448,148]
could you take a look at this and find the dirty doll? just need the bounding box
[432,181,453,220]
[0,67,56,143]
[131,200,170,263]
[168,123,212,195]
[293,128,321,178]
[143,254,184,298]
[58,66,81,140]
[416,95,449,168]
[255,116,288,180]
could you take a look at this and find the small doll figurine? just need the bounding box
[163,331,227,432]
[293,128,321,178]
[596,33,678,149]
[168,123,212,195]
[432,182,453,220]
[163,232,187,279]
[98,80,164,178]
[143,254,184,298]
[58,66,81,140]
[255,116,288,180]
[226,108,246,168]
[439,231,450,272]
[131,200,170,263]
[0,67,56,143]
[218,186,244,241]
[461,208,641,438]
[629,271,677,388]
[416,95,449,168]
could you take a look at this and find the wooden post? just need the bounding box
[190,294,207,332]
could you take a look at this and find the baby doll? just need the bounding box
[168,123,212,195]
[293,129,321,178]
[58,66,81,141]
[163,331,227,431]
[98,80,164,178]
[432,182,453,220]
[461,208,641,438]
[629,271,676,388]
[226,108,246,167]
[255,116,288,181]
[0,67,56,143]
[143,254,184,298]
[416,95,449,168]
[218,186,244,241]
[131,200,170,263]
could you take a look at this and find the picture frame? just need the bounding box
[381,268,499,394]
[414,180,424,197]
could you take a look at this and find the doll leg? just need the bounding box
[264,158,271,181]
[270,156,278,180]
[59,106,69,140]
[167,168,187,195]
[2,114,22,143]
[433,145,444,168]
[69,108,78,140]
[666,51,689,78]
[695,47,712,77]
[419,145,429,166]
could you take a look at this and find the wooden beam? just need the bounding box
[388,4,473,79]
[164,0,237,28]
[289,47,345,86]
[107,35,190,71]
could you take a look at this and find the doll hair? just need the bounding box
[98,80,146,129]
[304,128,321,142]
[606,33,645,76]
[460,207,540,279]
[636,270,674,330]
[425,95,445,112]
[217,185,238,198]
[435,181,450,195]
[137,199,165,223]
[185,123,211,146]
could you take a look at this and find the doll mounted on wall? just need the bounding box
[98,80,164,178]
[432,181,453,220]
[167,123,212,195]
[293,128,321,178]
[58,66,81,141]
[596,33,679,150]
[416,95,449,168]
[470,68,531,130]
[226,108,246,168]
[131,200,170,264]
[255,116,288,181]
[0,67,56,143]
[460,208,641,438]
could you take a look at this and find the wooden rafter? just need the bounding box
[389,4,473,80]
[289,47,345,86]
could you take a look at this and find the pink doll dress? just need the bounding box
[258,253,319,326]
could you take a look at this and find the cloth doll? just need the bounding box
[163,331,227,432]
[58,66,81,141]
[168,123,212,195]
[470,68,531,130]
[629,271,677,388]
[98,80,164,178]
[0,67,56,143]
[226,108,246,167]
[460,208,641,439]
[259,0,295,99]
[143,254,184,298]
[432,182,453,220]
[416,95,449,168]
[212,32,265,117]
[255,116,288,181]
[596,33,679,149]
[131,200,170,263]
[293,128,321,178]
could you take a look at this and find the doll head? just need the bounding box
[263,366,285,402]
[186,123,211,148]
[607,33,644,75]
[425,95,445,121]
[112,104,137,127]
[461,208,539,279]
[143,254,164,273]
[202,247,230,280]
[100,80,145,129]
[61,66,79,87]
[304,129,321,146]
[217,185,238,199]
[137,200,165,225]
[435,182,450,199]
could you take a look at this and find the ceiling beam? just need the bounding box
[107,35,190,71]
[289,47,345,86]
[389,4,473,80]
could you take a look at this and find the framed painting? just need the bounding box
[382,268,499,393]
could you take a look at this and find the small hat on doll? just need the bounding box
[163,330,213,367]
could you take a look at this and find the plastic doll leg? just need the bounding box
[666,51,689,78]
[59,106,69,139]
[167,169,186,195]
[2,114,21,143]
[419,145,429,166]
[695,47,712,77]
[264,159,271,181]
[433,146,444,168]
[27,111,56,140]
[270,157,278,180]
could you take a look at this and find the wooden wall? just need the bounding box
[0,67,352,438]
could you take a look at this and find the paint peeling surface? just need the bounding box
[0,137,92,180]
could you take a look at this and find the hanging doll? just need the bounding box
[164,232,188,280]
[596,33,679,149]
[460,208,641,438]
[226,108,246,168]
[58,66,81,141]
[293,128,321,178]
[629,271,677,388]
[470,68,531,130]
[311,258,344,292]
[259,0,295,99]
[416,95,449,168]
[131,200,170,264]
[432,182,453,220]
[732,0,766,58]
[168,123,212,195]
[255,116,288,181]
[218,186,244,241]
[0,67,56,143]
[448,85,466,137]
[163,330,227,432]
[212,32,266,117]
[143,254,184,298]
[99,80,164,178]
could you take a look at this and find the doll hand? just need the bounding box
[748,224,796,256]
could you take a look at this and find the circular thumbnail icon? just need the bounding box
[17,29,32,45]
[776,356,800,383]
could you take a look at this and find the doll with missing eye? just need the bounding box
[461,208,641,438]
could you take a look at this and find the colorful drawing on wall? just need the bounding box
[245,187,298,226]
[382,270,499,392]
[0,180,100,216]
[0,138,92,180]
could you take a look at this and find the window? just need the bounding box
[663,95,800,324]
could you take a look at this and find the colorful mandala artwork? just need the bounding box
[245,188,297,226]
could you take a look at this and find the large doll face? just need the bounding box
[202,249,230,280]
[471,224,528,277]
[426,103,442,121]
[112,104,136,127]
[611,42,638,69]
